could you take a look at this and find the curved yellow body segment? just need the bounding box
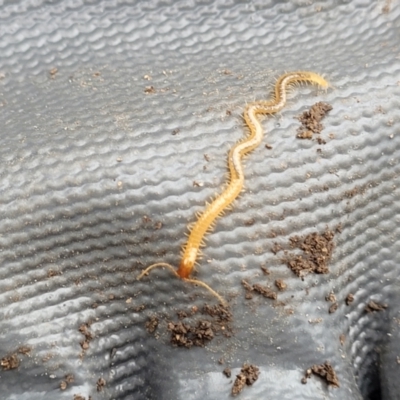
[177,71,329,278]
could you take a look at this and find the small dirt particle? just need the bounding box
[253,283,277,300]
[329,302,338,314]
[345,293,354,305]
[232,363,260,396]
[296,102,332,139]
[1,354,19,370]
[144,86,156,94]
[60,381,67,390]
[275,279,287,291]
[339,334,345,346]
[260,266,270,275]
[325,292,336,302]
[284,229,335,277]
[310,361,340,387]
[365,300,388,313]
[223,367,232,378]
[145,316,159,334]
[97,377,106,392]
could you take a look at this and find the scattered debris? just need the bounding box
[49,67,58,79]
[302,361,339,387]
[145,316,159,333]
[97,377,106,392]
[325,292,336,303]
[284,229,335,277]
[296,102,332,140]
[345,293,354,305]
[223,367,232,378]
[252,283,277,300]
[1,354,19,370]
[79,323,94,354]
[168,320,214,348]
[165,304,232,348]
[60,374,74,391]
[144,86,156,94]
[365,300,388,313]
[241,279,254,299]
[260,266,270,275]
[329,303,338,314]
[232,363,260,396]
[274,279,287,291]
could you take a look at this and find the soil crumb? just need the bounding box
[232,363,260,396]
[97,377,106,392]
[302,361,339,387]
[223,367,232,378]
[365,300,388,313]
[296,102,332,140]
[253,284,277,300]
[329,303,338,314]
[168,320,214,348]
[79,323,94,355]
[1,354,19,370]
[345,293,354,305]
[145,315,159,333]
[275,279,287,291]
[60,374,74,390]
[167,304,232,348]
[284,229,335,277]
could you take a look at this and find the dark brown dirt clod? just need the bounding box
[252,283,277,300]
[232,363,260,396]
[168,320,214,348]
[79,323,94,358]
[17,346,31,355]
[311,361,340,388]
[329,303,338,314]
[223,367,232,378]
[275,279,287,291]
[145,316,159,333]
[1,354,19,370]
[345,293,354,305]
[296,102,332,139]
[325,292,336,303]
[97,377,106,392]
[365,300,388,313]
[285,229,335,277]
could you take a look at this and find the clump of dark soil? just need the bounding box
[1,345,32,371]
[241,279,277,300]
[79,322,94,357]
[168,320,214,348]
[223,367,232,378]
[145,315,159,333]
[302,361,339,387]
[365,300,388,313]
[97,377,106,392]
[167,304,232,348]
[1,354,19,370]
[296,102,332,140]
[253,284,277,300]
[345,293,354,305]
[60,374,74,391]
[284,229,335,277]
[232,363,260,396]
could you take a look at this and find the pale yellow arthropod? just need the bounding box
[138,71,330,305]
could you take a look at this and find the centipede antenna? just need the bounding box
[184,277,227,306]
[137,262,179,280]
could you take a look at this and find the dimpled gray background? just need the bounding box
[0,0,399,399]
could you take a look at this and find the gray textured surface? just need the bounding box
[0,0,400,399]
